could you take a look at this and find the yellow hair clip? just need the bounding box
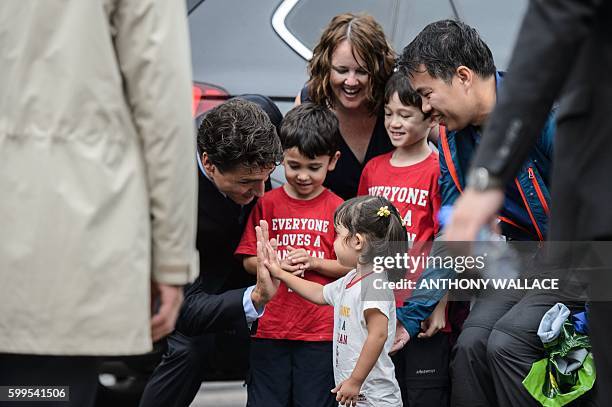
[377,206,391,218]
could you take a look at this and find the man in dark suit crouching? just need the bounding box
[140,96,284,407]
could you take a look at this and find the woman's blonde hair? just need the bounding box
[307,13,395,114]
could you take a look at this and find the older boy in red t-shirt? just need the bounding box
[236,103,348,407]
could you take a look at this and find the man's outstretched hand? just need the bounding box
[251,220,280,310]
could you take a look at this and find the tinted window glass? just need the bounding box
[392,0,457,51]
[283,0,525,68]
[454,0,528,69]
[285,0,396,51]
[187,0,205,14]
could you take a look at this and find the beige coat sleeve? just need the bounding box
[111,0,199,285]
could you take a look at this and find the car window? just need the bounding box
[284,0,397,54]
[186,0,205,14]
[278,0,525,68]
[392,0,458,51]
[279,0,459,58]
[453,0,528,69]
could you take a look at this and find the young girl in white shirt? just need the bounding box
[257,195,408,407]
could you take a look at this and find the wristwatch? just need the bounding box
[466,167,503,192]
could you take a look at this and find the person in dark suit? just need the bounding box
[446,0,611,405]
[140,97,284,407]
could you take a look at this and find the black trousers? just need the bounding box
[0,354,98,407]
[138,331,214,407]
[450,290,595,407]
[588,300,612,405]
[392,332,451,407]
[246,338,335,407]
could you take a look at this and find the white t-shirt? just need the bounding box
[323,269,402,407]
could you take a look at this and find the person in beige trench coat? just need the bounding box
[0,1,197,404]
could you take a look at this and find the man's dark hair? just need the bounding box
[235,94,283,136]
[384,71,429,118]
[197,98,283,172]
[398,19,496,82]
[280,102,341,159]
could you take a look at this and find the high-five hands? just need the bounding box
[255,220,284,277]
[251,220,280,310]
[255,224,308,277]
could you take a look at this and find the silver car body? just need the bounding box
[188,0,529,184]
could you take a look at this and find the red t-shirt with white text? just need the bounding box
[358,151,440,243]
[358,151,446,317]
[235,187,343,341]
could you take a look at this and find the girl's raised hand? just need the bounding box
[256,220,285,278]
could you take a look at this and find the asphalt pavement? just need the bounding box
[190,381,247,407]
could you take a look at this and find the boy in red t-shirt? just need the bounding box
[236,103,349,407]
[358,71,451,406]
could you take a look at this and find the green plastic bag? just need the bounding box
[523,321,596,407]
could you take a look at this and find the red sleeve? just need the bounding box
[234,199,264,257]
[357,161,371,196]
[328,195,344,261]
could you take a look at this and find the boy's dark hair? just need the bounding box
[197,98,283,172]
[398,19,495,83]
[280,102,341,159]
[384,71,429,118]
[334,196,408,271]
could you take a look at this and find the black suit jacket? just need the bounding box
[191,171,256,294]
[473,0,612,240]
[176,171,257,338]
